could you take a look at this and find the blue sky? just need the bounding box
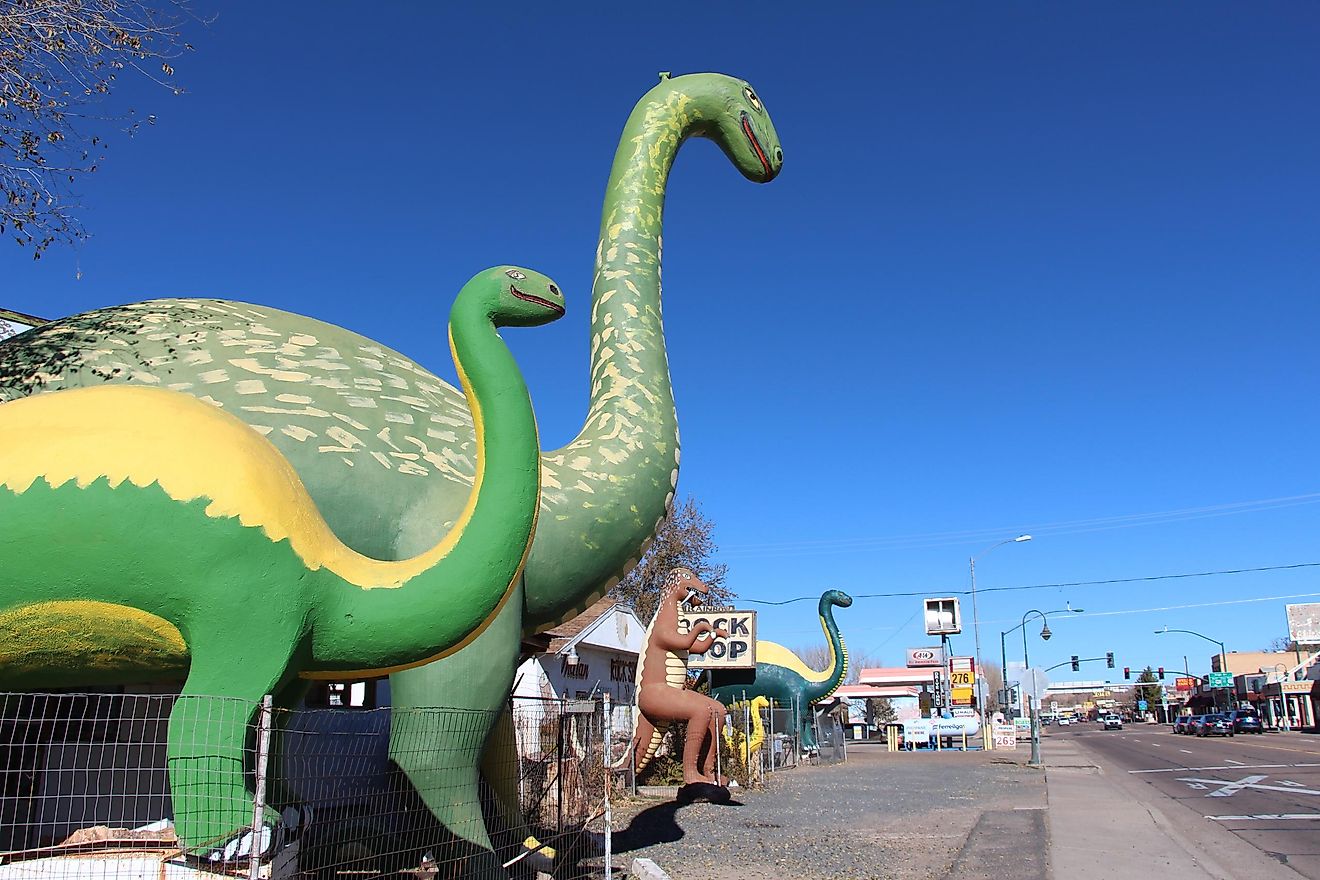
[5,4,1319,685]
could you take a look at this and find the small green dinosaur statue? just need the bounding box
[709,590,853,750]
[0,266,564,855]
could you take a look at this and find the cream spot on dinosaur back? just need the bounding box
[235,380,267,395]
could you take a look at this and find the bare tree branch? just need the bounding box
[1,0,201,256]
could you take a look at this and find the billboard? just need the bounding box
[677,607,756,669]
[1287,603,1320,645]
[906,646,946,668]
[1174,676,1196,692]
[923,597,962,635]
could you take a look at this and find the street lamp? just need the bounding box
[969,535,1031,741]
[998,603,1084,713]
[1156,626,1227,710]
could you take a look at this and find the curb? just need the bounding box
[630,857,672,880]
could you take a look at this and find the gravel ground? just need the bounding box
[590,743,1045,880]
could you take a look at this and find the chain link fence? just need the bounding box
[0,691,633,879]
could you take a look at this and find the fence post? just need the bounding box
[556,699,564,834]
[603,692,612,880]
[249,694,273,880]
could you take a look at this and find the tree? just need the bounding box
[865,696,896,726]
[1134,666,1162,714]
[609,495,730,622]
[980,661,1004,713]
[1266,636,1300,653]
[1,0,196,256]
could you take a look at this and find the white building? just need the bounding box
[512,597,644,735]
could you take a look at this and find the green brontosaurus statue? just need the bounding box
[709,591,853,750]
[0,71,783,867]
[0,266,565,855]
[388,70,782,864]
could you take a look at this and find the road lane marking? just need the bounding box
[1180,749,1193,754]
[1130,763,1294,774]
[1209,813,1320,821]
[1176,774,1320,797]
[1178,774,1267,797]
[1225,759,1244,765]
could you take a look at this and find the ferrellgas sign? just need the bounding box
[678,607,756,669]
[906,647,946,668]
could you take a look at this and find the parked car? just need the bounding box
[1226,709,1264,734]
[1102,714,1123,730]
[1195,713,1235,737]
[1172,715,1194,734]
[1056,716,1072,726]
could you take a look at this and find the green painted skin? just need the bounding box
[0,266,564,853]
[0,72,782,863]
[709,591,853,750]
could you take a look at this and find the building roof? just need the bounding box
[0,307,47,326]
[544,596,633,654]
[857,667,940,686]
[835,684,920,700]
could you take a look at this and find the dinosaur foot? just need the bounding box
[675,781,731,805]
[188,805,312,866]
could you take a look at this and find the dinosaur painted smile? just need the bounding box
[741,111,772,179]
[510,285,565,316]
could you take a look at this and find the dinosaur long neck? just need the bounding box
[311,304,540,675]
[524,81,704,633]
[805,598,848,704]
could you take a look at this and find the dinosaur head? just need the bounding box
[824,590,853,609]
[657,72,783,183]
[463,266,567,328]
[664,566,708,607]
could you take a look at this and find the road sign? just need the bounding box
[1023,667,1050,702]
[1208,672,1233,688]
[1137,699,1148,711]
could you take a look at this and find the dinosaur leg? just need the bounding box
[166,633,297,857]
[696,700,728,785]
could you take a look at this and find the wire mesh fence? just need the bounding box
[0,691,633,879]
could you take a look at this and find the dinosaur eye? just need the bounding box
[505,269,527,280]
[548,284,560,296]
[744,86,762,113]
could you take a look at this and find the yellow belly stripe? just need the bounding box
[0,386,478,589]
[0,600,188,673]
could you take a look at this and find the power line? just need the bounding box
[743,561,1320,606]
[721,492,1320,558]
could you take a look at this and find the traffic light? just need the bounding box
[1158,667,1165,680]
[1071,655,1080,672]
[1106,652,1115,669]
[1124,666,1131,680]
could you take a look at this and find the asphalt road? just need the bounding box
[1055,721,1320,878]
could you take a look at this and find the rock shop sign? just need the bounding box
[678,607,757,668]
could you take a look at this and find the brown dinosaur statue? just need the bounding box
[627,568,730,790]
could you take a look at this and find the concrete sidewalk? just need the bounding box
[1042,735,1303,880]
